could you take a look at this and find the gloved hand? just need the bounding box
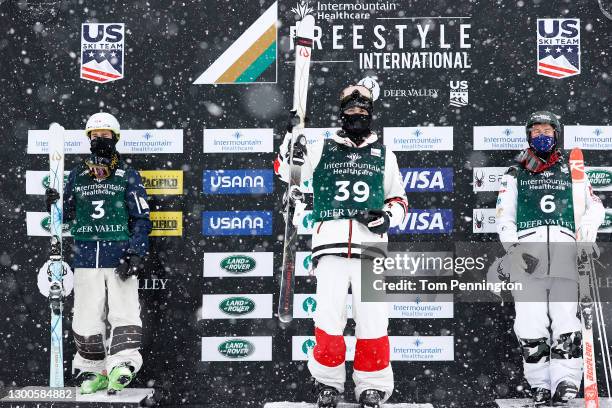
[355,209,391,235]
[506,243,540,275]
[285,110,309,133]
[577,222,599,243]
[45,188,60,212]
[115,251,144,281]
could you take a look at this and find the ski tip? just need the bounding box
[49,123,65,131]
[569,147,585,181]
[297,14,315,37]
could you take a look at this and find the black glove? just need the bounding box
[45,188,60,212]
[115,251,144,281]
[285,110,309,133]
[355,209,391,235]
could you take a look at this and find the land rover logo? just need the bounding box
[219,297,256,316]
[602,211,612,229]
[42,174,69,189]
[220,255,256,274]
[586,169,612,188]
[302,339,316,355]
[41,216,69,233]
[217,339,254,358]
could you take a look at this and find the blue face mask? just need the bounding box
[530,134,556,154]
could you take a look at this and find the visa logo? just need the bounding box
[389,209,453,234]
[400,168,453,192]
[203,170,273,194]
[202,211,272,236]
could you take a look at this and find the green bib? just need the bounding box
[515,160,575,232]
[71,168,130,241]
[312,140,385,222]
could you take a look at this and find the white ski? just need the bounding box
[47,123,65,387]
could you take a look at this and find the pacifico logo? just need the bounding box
[217,339,255,359]
[140,170,183,195]
[218,297,256,316]
[220,255,257,274]
[149,212,183,237]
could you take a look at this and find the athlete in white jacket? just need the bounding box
[276,84,408,408]
[495,111,605,406]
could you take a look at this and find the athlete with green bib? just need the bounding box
[45,112,151,395]
[276,84,408,408]
[495,111,604,406]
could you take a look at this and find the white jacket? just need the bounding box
[276,131,408,263]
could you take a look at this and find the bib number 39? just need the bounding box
[540,195,555,213]
[334,180,370,203]
[91,200,105,219]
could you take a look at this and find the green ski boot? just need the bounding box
[78,372,109,394]
[107,363,135,395]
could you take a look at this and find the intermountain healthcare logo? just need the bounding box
[81,23,125,83]
[202,211,273,236]
[389,209,453,234]
[400,168,453,192]
[473,126,527,150]
[203,129,274,153]
[564,126,612,150]
[449,80,468,107]
[203,170,273,194]
[193,2,277,84]
[383,127,453,151]
[537,19,580,79]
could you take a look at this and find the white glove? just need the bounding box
[506,244,540,276]
[576,223,599,243]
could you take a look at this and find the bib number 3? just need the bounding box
[91,200,105,219]
[334,180,370,203]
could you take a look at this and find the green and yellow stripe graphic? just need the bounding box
[193,2,277,84]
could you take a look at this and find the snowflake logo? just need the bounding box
[413,129,423,137]
[347,153,362,161]
[291,1,314,19]
[414,338,423,347]
[594,128,603,137]
[503,128,513,137]
[415,296,421,305]
[143,132,153,140]
[233,131,242,139]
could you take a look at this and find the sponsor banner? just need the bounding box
[473,126,527,150]
[389,209,453,234]
[400,168,453,192]
[537,19,580,79]
[297,210,315,235]
[202,211,273,236]
[383,88,439,99]
[383,127,453,152]
[599,210,612,233]
[292,336,454,361]
[150,211,183,236]
[81,23,125,83]
[201,294,272,319]
[564,126,612,150]
[26,212,71,237]
[203,252,273,277]
[293,293,453,319]
[201,336,272,361]
[203,129,273,153]
[472,208,497,234]
[203,169,273,195]
[26,171,69,195]
[586,167,612,191]
[472,167,508,192]
[140,170,183,195]
[28,129,183,154]
[295,251,313,276]
[302,128,340,146]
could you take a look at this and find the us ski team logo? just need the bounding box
[537,19,580,79]
[193,2,277,84]
[80,23,125,83]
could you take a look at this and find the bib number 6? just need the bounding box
[334,180,370,203]
[540,195,555,213]
[91,200,105,219]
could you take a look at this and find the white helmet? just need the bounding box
[85,112,120,140]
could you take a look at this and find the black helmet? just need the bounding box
[339,85,373,115]
[525,110,561,141]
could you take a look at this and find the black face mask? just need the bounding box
[341,113,371,141]
[90,137,117,158]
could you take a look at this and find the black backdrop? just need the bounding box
[1,0,611,407]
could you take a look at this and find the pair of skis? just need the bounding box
[570,147,610,407]
[47,123,66,387]
[278,12,315,323]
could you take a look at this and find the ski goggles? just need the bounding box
[339,85,373,114]
[85,160,112,180]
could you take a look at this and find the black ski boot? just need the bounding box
[313,380,340,408]
[359,389,385,408]
[531,387,551,406]
[552,381,578,406]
